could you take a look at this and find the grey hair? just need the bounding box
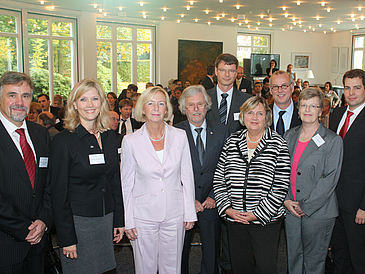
[0,71,34,97]
[179,85,212,115]
[269,70,294,87]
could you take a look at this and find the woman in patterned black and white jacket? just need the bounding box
[213,96,291,274]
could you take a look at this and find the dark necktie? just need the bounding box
[195,128,205,166]
[120,119,126,137]
[219,93,229,124]
[276,110,286,137]
[16,129,36,188]
[339,111,354,139]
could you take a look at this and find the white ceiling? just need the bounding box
[11,0,365,33]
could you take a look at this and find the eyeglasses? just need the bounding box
[217,68,237,74]
[271,84,290,91]
[300,104,321,110]
[186,103,206,111]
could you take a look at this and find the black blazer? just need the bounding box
[201,75,215,91]
[266,67,279,77]
[206,87,252,133]
[269,102,302,134]
[233,78,252,94]
[49,125,124,248]
[0,121,52,267]
[117,117,143,134]
[329,106,365,213]
[175,120,229,220]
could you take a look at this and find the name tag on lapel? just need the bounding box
[312,134,325,147]
[234,113,240,121]
[89,154,105,165]
[39,157,48,168]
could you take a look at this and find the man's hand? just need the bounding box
[25,220,46,245]
[355,208,365,224]
[63,245,77,259]
[195,200,204,213]
[202,197,216,209]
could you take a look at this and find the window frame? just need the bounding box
[237,32,271,64]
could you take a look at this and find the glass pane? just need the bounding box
[97,41,112,92]
[52,21,71,37]
[237,35,251,46]
[117,42,132,92]
[96,25,111,39]
[254,36,268,47]
[28,38,49,96]
[354,37,365,48]
[53,39,72,97]
[253,48,268,54]
[117,27,132,40]
[354,50,363,69]
[28,18,48,35]
[0,15,16,33]
[0,36,17,75]
[137,43,151,86]
[237,46,251,59]
[137,29,151,41]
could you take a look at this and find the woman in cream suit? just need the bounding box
[121,86,197,274]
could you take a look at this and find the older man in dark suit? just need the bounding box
[233,66,252,94]
[201,65,216,91]
[176,85,229,274]
[0,72,52,273]
[330,69,365,274]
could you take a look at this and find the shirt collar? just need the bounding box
[216,85,233,98]
[273,100,294,117]
[0,110,27,134]
[189,119,207,133]
[346,101,365,117]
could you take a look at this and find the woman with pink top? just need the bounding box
[283,87,343,274]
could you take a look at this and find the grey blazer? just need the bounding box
[284,123,343,219]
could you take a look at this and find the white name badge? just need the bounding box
[89,154,105,165]
[241,89,247,93]
[118,148,122,154]
[312,134,325,147]
[55,118,60,124]
[39,157,48,168]
[234,112,240,121]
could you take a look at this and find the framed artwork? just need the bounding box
[331,47,339,73]
[178,39,223,85]
[339,47,349,74]
[291,52,312,70]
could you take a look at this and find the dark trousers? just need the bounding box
[226,219,282,274]
[0,253,44,274]
[182,216,221,274]
[332,210,365,274]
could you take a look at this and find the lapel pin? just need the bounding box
[90,145,94,148]
[210,131,213,135]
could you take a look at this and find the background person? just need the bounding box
[121,86,197,274]
[324,81,340,108]
[266,59,279,78]
[28,101,42,122]
[49,78,124,274]
[286,64,297,81]
[284,88,343,274]
[37,111,59,140]
[213,96,291,274]
[107,92,120,115]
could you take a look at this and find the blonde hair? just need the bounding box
[64,78,110,132]
[239,96,272,129]
[134,86,173,122]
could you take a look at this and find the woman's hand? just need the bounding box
[184,222,195,230]
[63,244,77,259]
[225,209,250,224]
[284,200,304,218]
[113,227,125,243]
[125,228,138,241]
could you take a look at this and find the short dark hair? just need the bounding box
[254,82,262,87]
[127,84,138,92]
[175,86,183,93]
[37,93,50,100]
[173,79,182,85]
[0,71,33,96]
[342,69,365,87]
[38,112,55,126]
[215,53,238,69]
[263,78,270,84]
[207,65,215,75]
[270,59,277,67]
[119,99,133,108]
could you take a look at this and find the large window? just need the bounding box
[97,23,154,94]
[237,33,271,66]
[353,35,365,69]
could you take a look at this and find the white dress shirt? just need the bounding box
[336,101,365,134]
[272,100,294,133]
[189,119,207,149]
[216,86,234,124]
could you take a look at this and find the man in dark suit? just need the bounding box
[233,66,252,94]
[0,71,52,273]
[206,53,251,134]
[329,69,365,274]
[269,70,301,136]
[176,85,229,274]
[118,99,142,136]
[201,65,215,91]
[37,93,62,131]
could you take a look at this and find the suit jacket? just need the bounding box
[49,125,124,247]
[0,120,52,267]
[329,106,365,213]
[206,87,252,134]
[201,75,215,91]
[175,120,229,220]
[50,106,63,131]
[270,102,302,134]
[117,117,143,134]
[284,124,343,219]
[233,78,252,94]
[121,123,197,230]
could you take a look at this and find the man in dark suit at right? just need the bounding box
[269,70,301,136]
[233,66,252,94]
[176,85,229,274]
[201,65,215,91]
[330,69,365,274]
[0,71,52,273]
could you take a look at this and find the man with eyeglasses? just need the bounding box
[233,66,252,94]
[269,70,301,137]
[176,85,229,274]
[206,53,251,134]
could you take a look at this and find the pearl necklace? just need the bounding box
[246,132,261,144]
[149,130,165,142]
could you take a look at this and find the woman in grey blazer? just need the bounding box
[284,88,343,274]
